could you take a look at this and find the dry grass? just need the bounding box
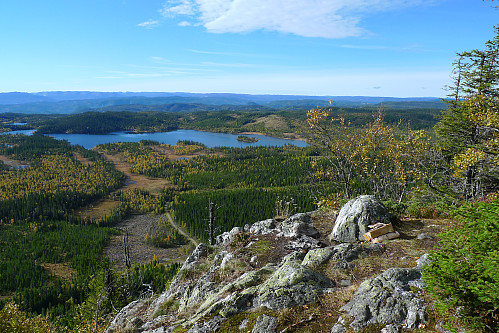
[76,198,121,219]
[40,262,76,280]
[247,115,288,130]
[277,291,353,333]
[311,211,337,245]
[102,153,171,194]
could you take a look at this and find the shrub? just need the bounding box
[423,199,499,332]
[405,201,450,219]
[0,302,56,333]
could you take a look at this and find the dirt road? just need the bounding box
[97,152,198,267]
[165,212,199,247]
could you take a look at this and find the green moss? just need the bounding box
[218,307,278,333]
[251,240,272,254]
[357,323,385,333]
[154,298,180,318]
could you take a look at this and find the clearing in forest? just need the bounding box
[103,153,170,194]
[104,214,194,269]
[81,148,200,267]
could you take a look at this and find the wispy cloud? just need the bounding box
[341,44,389,50]
[200,61,257,68]
[97,60,227,80]
[137,19,161,29]
[98,72,173,79]
[159,0,433,38]
[150,56,171,64]
[341,43,425,51]
[187,49,248,56]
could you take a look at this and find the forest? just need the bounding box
[97,142,319,241]
[3,104,443,137]
[0,135,180,330]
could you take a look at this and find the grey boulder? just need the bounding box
[329,195,391,242]
[334,263,428,330]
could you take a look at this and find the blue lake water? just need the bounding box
[1,129,308,149]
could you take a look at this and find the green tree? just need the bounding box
[423,198,499,332]
[435,27,499,199]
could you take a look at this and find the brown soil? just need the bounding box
[104,214,193,269]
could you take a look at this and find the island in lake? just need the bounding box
[237,135,259,143]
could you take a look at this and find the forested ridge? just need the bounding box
[23,105,442,137]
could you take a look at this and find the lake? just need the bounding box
[1,129,308,149]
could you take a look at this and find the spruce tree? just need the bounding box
[435,27,499,199]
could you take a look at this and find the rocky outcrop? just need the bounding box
[278,212,319,238]
[329,195,391,242]
[107,209,432,333]
[330,254,430,332]
[186,316,224,333]
[107,212,332,333]
[331,243,385,269]
[251,314,278,333]
[254,251,334,310]
[302,246,334,269]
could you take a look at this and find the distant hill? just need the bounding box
[0,92,53,105]
[91,103,274,113]
[0,91,445,114]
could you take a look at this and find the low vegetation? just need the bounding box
[424,198,499,332]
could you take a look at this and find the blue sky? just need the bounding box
[1,0,498,97]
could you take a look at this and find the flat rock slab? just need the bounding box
[252,314,278,333]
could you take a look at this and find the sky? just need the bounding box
[0,0,498,97]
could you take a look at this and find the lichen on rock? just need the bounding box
[329,195,391,242]
[332,257,429,331]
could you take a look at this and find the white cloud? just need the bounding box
[161,0,196,16]
[159,0,432,38]
[178,21,192,26]
[137,19,160,29]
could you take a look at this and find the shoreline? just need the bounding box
[237,131,308,143]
